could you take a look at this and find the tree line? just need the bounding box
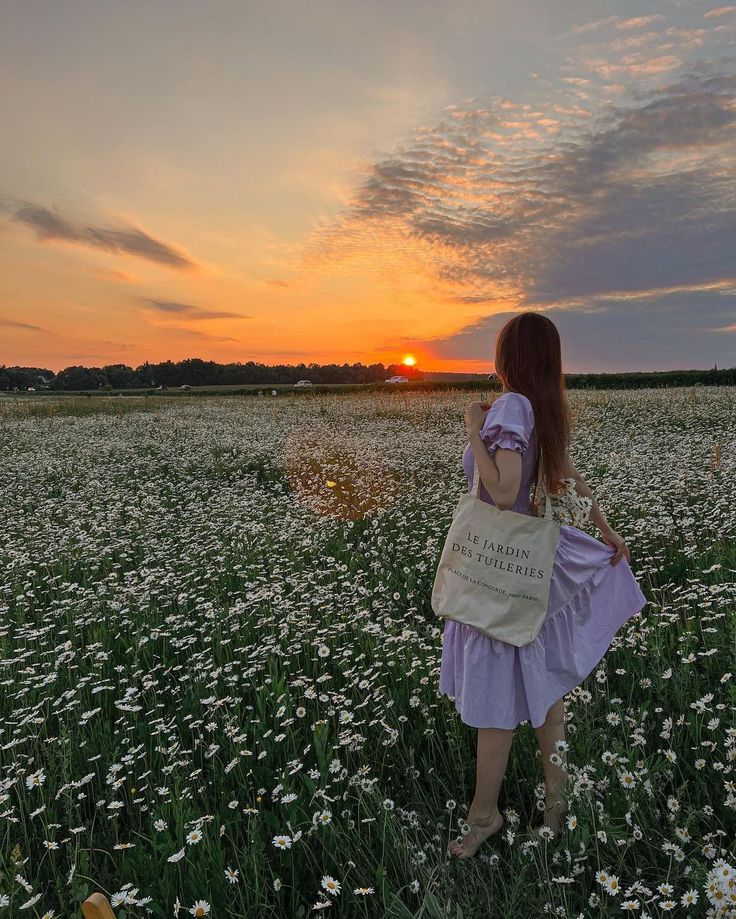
[0,359,424,391]
[1,360,734,392]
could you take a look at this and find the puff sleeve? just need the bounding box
[478,392,534,455]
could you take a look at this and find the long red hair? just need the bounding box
[494,312,570,497]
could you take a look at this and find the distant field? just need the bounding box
[1,380,472,398]
[0,386,734,916]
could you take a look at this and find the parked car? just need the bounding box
[294,380,313,387]
[384,375,409,384]
[179,384,192,391]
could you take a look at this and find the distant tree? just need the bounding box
[178,358,222,386]
[103,364,142,389]
[137,360,180,387]
[54,365,108,391]
[0,365,56,390]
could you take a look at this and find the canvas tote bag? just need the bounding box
[431,446,561,647]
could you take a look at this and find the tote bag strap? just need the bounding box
[470,436,553,519]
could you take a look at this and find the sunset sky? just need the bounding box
[1,0,735,373]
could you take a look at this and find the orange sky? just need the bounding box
[2,1,735,373]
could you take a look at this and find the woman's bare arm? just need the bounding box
[467,430,522,510]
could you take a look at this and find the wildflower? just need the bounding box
[354,887,374,895]
[25,771,46,790]
[189,902,210,916]
[273,878,282,891]
[272,834,292,849]
[167,847,186,863]
[185,829,202,846]
[225,867,239,884]
[603,875,621,896]
[321,876,341,896]
[680,889,698,906]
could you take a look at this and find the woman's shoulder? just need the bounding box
[480,390,535,440]
[495,390,532,406]
[491,390,534,418]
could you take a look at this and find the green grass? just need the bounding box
[0,387,734,917]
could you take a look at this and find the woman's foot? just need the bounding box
[542,792,569,837]
[448,809,504,859]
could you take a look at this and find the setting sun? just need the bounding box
[403,355,416,366]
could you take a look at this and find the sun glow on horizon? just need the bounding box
[402,354,416,366]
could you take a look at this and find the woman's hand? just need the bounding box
[600,527,631,565]
[465,401,491,435]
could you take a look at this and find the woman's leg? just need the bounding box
[449,726,513,858]
[533,696,569,834]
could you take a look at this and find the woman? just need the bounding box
[439,311,647,859]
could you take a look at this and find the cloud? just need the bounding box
[9,204,197,271]
[141,298,250,320]
[95,268,138,284]
[703,6,736,18]
[616,15,664,31]
[301,48,736,369]
[413,288,736,371]
[0,318,45,332]
[163,326,240,342]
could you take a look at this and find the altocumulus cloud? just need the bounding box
[303,15,736,369]
[8,204,196,271]
[0,318,45,333]
[141,299,250,320]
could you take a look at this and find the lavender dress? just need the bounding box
[438,391,647,730]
